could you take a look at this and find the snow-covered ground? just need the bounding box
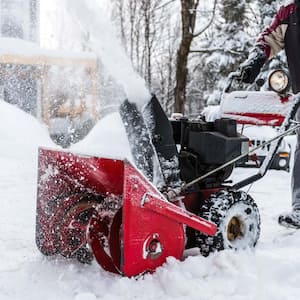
[1,100,300,300]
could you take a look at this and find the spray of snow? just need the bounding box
[63,0,151,106]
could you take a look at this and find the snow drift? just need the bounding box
[0,100,55,162]
[70,112,132,159]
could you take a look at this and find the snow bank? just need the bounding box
[0,100,56,163]
[70,112,132,159]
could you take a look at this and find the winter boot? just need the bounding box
[278,210,300,229]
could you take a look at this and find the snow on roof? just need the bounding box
[0,38,97,67]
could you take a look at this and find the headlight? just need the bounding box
[241,140,249,155]
[278,159,287,168]
[268,69,290,94]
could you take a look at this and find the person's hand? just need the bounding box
[240,61,261,84]
[240,47,266,84]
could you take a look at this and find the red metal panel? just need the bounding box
[38,148,124,196]
[36,148,124,256]
[122,161,185,276]
[37,150,218,276]
[143,194,217,236]
[223,112,285,126]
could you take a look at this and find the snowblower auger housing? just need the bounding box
[36,148,217,276]
[36,95,263,276]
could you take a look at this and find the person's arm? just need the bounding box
[241,4,295,83]
[257,5,294,59]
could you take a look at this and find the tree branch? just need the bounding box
[190,47,243,55]
[155,0,176,11]
[193,0,217,37]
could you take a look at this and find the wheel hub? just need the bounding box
[227,216,244,241]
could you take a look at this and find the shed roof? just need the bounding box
[0,38,97,68]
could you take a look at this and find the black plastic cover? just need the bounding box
[188,131,248,165]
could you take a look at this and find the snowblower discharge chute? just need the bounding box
[36,95,265,276]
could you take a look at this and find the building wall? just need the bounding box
[0,0,39,43]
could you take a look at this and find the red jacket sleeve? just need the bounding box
[257,4,296,58]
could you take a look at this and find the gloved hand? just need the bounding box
[240,46,267,84]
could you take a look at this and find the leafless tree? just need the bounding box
[174,0,217,113]
[112,0,178,108]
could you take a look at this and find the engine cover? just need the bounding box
[188,131,247,165]
[170,117,248,185]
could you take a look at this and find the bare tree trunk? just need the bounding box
[174,0,199,113]
[119,0,129,54]
[128,0,137,62]
[166,25,175,115]
[142,0,152,87]
[174,39,192,113]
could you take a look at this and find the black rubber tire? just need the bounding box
[195,190,261,256]
[75,246,94,264]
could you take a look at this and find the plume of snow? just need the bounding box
[63,0,150,106]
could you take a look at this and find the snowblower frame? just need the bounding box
[36,71,300,277]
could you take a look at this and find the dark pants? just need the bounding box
[292,109,300,210]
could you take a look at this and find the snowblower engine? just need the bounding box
[170,115,249,187]
[36,95,261,277]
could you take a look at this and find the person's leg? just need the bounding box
[292,135,300,210]
[279,109,300,228]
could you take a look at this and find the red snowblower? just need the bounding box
[36,69,300,277]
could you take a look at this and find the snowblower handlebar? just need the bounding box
[167,93,300,198]
[223,70,244,94]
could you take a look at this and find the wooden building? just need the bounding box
[0,38,99,146]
